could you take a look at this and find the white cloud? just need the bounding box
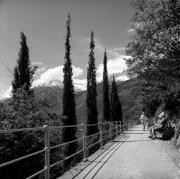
[97,55,130,82]
[0,86,12,99]
[116,74,129,81]
[32,61,43,66]
[32,65,84,88]
[85,39,130,82]
[128,28,135,33]
[0,65,85,100]
[73,79,87,91]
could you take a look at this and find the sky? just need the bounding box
[0,0,133,99]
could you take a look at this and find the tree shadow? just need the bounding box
[112,139,152,143]
[71,134,130,178]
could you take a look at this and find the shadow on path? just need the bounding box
[72,132,131,179]
[88,134,131,179]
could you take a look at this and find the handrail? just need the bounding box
[86,131,100,138]
[26,168,47,179]
[50,149,84,169]
[0,126,44,133]
[0,149,45,168]
[0,120,134,179]
[86,123,99,127]
[51,123,83,129]
[50,137,84,150]
[86,140,101,150]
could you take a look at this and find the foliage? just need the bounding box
[86,31,99,155]
[126,0,180,82]
[62,14,77,164]
[0,89,48,179]
[103,49,111,121]
[111,76,123,122]
[86,31,99,135]
[162,90,180,117]
[0,89,46,129]
[12,32,37,95]
[0,88,65,179]
[140,80,163,117]
[126,0,180,116]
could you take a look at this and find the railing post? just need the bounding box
[44,125,50,179]
[119,121,121,134]
[118,122,120,135]
[99,122,103,149]
[109,122,112,142]
[131,120,133,128]
[82,123,87,161]
[115,121,118,138]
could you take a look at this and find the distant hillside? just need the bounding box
[33,78,141,124]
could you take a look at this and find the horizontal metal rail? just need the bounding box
[86,123,99,127]
[0,120,134,179]
[86,140,101,150]
[50,137,84,150]
[86,131,100,139]
[0,149,45,168]
[26,168,46,179]
[51,124,83,129]
[0,126,44,133]
[50,149,84,169]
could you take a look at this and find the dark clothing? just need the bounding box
[150,116,169,139]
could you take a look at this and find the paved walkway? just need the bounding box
[59,125,180,179]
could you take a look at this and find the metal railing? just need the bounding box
[0,120,136,179]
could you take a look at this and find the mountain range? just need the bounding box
[34,77,141,124]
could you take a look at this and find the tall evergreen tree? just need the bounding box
[111,75,123,122]
[12,66,20,93]
[86,31,99,136]
[12,32,36,95]
[103,49,111,121]
[62,14,77,160]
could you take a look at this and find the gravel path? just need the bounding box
[58,125,180,179]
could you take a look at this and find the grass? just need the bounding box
[161,139,180,169]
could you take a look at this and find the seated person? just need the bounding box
[149,112,169,139]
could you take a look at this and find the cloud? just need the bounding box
[81,37,130,82]
[96,55,130,82]
[0,87,12,99]
[128,28,135,33]
[0,38,131,99]
[116,74,129,81]
[32,61,43,66]
[32,65,84,87]
[36,67,46,73]
[0,65,85,100]
[73,79,87,91]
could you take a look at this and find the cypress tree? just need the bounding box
[12,32,37,95]
[86,31,99,136]
[103,49,111,121]
[111,75,123,122]
[12,66,20,93]
[62,14,77,161]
